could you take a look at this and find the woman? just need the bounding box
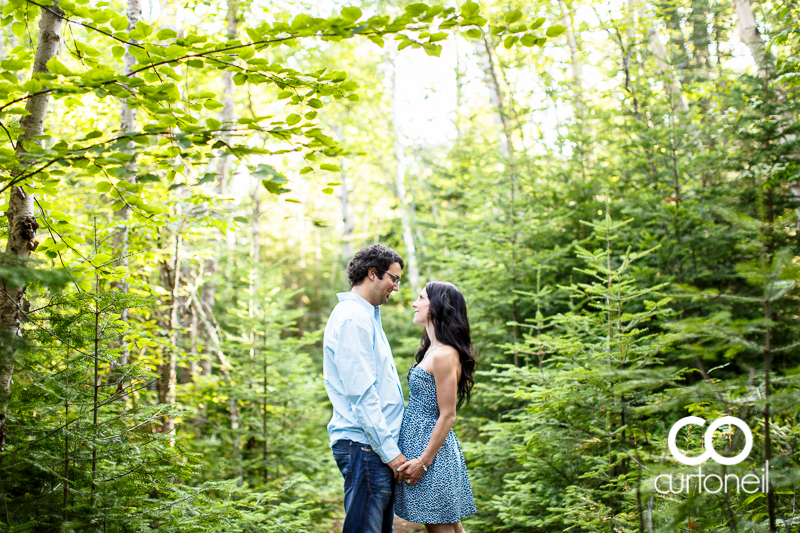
[395,281,477,533]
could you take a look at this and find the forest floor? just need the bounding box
[329,516,425,532]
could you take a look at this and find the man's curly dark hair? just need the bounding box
[347,244,405,287]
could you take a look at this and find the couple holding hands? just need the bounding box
[323,244,477,533]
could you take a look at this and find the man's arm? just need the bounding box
[335,318,404,466]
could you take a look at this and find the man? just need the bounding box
[323,244,407,533]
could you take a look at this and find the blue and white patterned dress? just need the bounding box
[394,364,477,524]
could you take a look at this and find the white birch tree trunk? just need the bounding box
[339,168,354,260]
[648,27,690,112]
[734,0,771,81]
[157,220,181,437]
[389,55,420,293]
[732,0,799,212]
[477,35,520,366]
[0,3,63,448]
[333,124,354,262]
[216,0,237,190]
[199,0,237,374]
[558,0,595,178]
[560,0,585,120]
[111,0,142,367]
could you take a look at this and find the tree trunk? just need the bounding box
[111,0,142,367]
[157,223,181,436]
[560,0,584,121]
[333,124,354,262]
[389,55,420,293]
[559,0,595,182]
[339,168,354,260]
[647,27,690,112]
[690,0,711,69]
[733,0,799,212]
[477,35,520,366]
[199,0,237,375]
[216,0,236,187]
[733,0,771,81]
[0,2,63,449]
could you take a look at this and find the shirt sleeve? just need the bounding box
[334,317,402,464]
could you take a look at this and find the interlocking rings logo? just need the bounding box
[668,416,753,466]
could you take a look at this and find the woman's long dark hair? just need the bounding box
[414,281,476,409]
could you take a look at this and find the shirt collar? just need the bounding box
[337,292,379,317]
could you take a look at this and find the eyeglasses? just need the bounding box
[381,271,401,287]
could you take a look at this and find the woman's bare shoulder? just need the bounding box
[430,345,460,370]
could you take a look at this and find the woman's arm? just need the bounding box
[398,348,459,485]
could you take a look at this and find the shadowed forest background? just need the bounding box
[0,0,799,529]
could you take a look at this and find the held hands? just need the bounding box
[387,453,408,481]
[397,458,426,485]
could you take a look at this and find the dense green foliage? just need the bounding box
[1,0,799,530]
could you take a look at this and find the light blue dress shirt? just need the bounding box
[323,292,405,463]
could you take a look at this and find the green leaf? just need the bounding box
[503,35,518,49]
[341,6,362,21]
[322,187,334,194]
[465,28,482,39]
[46,58,73,76]
[97,181,112,193]
[233,216,248,223]
[545,24,567,37]
[286,114,302,126]
[129,21,153,40]
[110,16,128,31]
[320,163,340,171]
[520,34,537,47]
[236,46,255,60]
[277,91,293,100]
[196,173,216,185]
[529,17,546,30]
[504,10,523,24]
[307,98,323,109]
[1,57,26,71]
[156,28,177,40]
[299,166,313,174]
[112,45,125,58]
[423,43,442,56]
[262,178,290,194]
[405,3,428,16]
[89,9,114,24]
[461,1,479,16]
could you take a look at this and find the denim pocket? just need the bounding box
[332,445,352,491]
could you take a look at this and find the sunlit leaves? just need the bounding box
[341,6,362,22]
[545,24,567,37]
[504,9,523,24]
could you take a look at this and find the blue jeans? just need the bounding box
[332,439,395,533]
